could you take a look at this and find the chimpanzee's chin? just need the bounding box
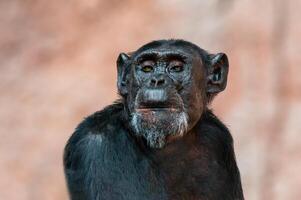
[145,133,167,149]
[131,111,188,148]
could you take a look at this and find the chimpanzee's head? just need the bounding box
[117,39,228,148]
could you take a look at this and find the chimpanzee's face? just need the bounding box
[117,41,228,148]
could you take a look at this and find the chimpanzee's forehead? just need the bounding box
[132,41,202,61]
[133,49,194,61]
[136,39,202,51]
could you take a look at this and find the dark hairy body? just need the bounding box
[64,39,244,200]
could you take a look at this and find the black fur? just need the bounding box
[64,103,243,199]
[64,40,244,200]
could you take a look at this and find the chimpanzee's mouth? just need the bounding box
[135,89,183,112]
[137,101,179,112]
[137,108,179,112]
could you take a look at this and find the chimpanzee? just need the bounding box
[63,39,244,200]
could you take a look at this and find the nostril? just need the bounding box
[149,76,166,87]
[157,79,165,86]
[151,79,157,85]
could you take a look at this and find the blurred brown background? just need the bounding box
[0,0,300,199]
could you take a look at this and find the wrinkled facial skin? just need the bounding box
[122,45,207,148]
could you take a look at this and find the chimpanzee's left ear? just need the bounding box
[206,53,229,93]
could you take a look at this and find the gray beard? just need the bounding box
[131,111,188,148]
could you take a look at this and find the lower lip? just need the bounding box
[136,108,179,112]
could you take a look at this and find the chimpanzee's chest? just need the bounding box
[150,140,229,200]
[103,131,229,200]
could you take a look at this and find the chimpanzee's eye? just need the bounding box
[141,60,155,73]
[142,65,153,73]
[168,60,184,73]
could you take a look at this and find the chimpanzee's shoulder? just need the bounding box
[76,100,125,135]
[63,101,127,168]
[198,109,233,144]
[66,100,126,146]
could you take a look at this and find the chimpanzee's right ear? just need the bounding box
[117,53,131,96]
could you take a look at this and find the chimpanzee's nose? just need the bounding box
[149,74,167,88]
